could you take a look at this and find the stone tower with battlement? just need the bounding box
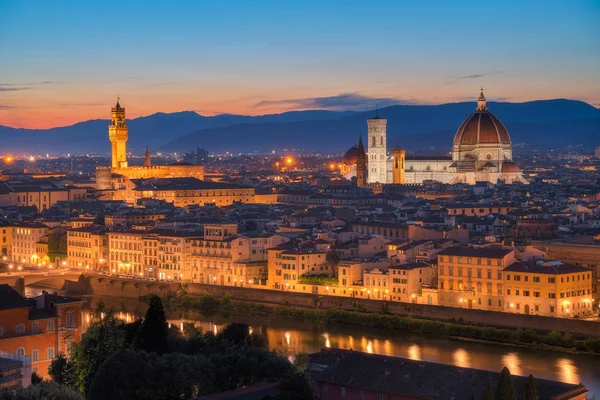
[108,98,128,168]
[367,113,387,184]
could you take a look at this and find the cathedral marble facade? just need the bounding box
[341,89,527,186]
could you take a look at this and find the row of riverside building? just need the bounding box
[1,220,596,318]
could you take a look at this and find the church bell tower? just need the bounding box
[108,97,128,168]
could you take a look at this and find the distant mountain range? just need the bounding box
[1,99,599,155]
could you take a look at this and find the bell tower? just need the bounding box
[108,97,128,168]
[367,110,388,184]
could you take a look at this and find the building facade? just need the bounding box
[503,261,594,317]
[0,286,84,378]
[67,226,109,270]
[437,247,515,311]
[11,223,48,263]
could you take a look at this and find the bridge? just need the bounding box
[0,271,86,294]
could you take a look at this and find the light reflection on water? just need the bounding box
[78,297,597,396]
[502,353,522,377]
[556,358,579,385]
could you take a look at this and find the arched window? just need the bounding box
[15,324,25,334]
[477,282,482,293]
[16,347,25,356]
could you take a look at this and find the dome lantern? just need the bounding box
[476,87,488,112]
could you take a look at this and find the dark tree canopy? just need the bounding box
[133,295,170,354]
[496,367,516,400]
[523,374,539,400]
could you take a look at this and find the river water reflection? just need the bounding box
[80,296,599,397]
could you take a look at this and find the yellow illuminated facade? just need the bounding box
[67,226,109,270]
[1,224,12,258]
[438,247,515,311]
[503,261,594,317]
[11,223,48,263]
[108,99,128,168]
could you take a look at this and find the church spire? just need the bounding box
[144,146,151,167]
[476,87,488,111]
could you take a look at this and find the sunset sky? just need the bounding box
[1,0,599,129]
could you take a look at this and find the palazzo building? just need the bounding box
[96,99,205,190]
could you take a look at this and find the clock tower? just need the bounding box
[108,97,128,168]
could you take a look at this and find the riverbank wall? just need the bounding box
[65,274,600,338]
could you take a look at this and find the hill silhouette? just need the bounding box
[1,99,598,154]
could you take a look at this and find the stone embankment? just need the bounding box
[29,273,600,338]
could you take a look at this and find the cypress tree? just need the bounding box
[134,295,169,354]
[523,374,539,400]
[496,367,516,400]
[484,375,495,400]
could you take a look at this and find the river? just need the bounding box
[72,295,600,397]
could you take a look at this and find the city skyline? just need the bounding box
[1,0,599,129]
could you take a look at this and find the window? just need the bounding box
[47,347,55,360]
[32,349,39,362]
[16,347,25,356]
[32,322,40,334]
[66,310,75,327]
[66,340,74,357]
[533,276,540,283]
[548,277,555,284]
[16,324,25,334]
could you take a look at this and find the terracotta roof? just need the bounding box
[504,261,593,275]
[438,246,513,258]
[0,284,29,310]
[453,111,511,146]
[309,349,587,400]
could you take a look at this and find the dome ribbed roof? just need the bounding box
[501,161,521,173]
[343,146,359,164]
[453,89,511,147]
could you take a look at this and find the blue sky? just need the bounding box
[1,0,599,128]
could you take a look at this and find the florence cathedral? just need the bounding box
[341,89,527,186]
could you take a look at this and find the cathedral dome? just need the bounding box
[343,146,359,164]
[501,161,521,173]
[453,89,511,147]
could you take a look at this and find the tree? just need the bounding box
[523,374,539,400]
[218,323,249,344]
[67,312,127,394]
[2,381,83,400]
[293,353,309,373]
[325,250,340,270]
[48,353,72,386]
[483,375,494,400]
[30,372,43,385]
[133,295,169,354]
[496,367,516,400]
[88,350,215,400]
